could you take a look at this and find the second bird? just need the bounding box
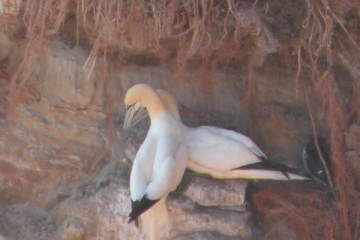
[155,88,309,180]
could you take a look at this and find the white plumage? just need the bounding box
[124,84,188,239]
[155,89,308,180]
[124,84,308,238]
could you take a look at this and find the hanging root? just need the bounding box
[295,0,357,239]
[252,187,340,240]
[321,75,352,240]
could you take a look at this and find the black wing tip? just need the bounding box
[128,196,159,223]
[127,213,139,224]
[128,200,139,225]
[234,161,308,179]
[128,215,137,223]
[257,156,293,179]
[131,200,139,211]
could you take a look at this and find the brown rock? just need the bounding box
[183,175,247,211]
[57,217,86,240]
[175,231,247,240]
[0,31,10,60]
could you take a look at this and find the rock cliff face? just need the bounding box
[0,37,254,238]
[0,77,252,239]
[0,0,359,239]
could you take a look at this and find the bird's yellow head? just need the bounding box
[124,84,153,106]
[123,84,163,130]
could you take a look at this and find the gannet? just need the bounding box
[124,84,188,229]
[154,89,309,180]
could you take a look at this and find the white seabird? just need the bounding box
[124,84,188,234]
[154,89,309,180]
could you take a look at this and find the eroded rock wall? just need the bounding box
[0,0,359,239]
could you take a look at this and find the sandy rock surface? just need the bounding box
[0,94,250,239]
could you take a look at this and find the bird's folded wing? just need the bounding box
[129,143,187,221]
[146,142,188,200]
[186,127,263,171]
[130,135,156,201]
[198,126,267,157]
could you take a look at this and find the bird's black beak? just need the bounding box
[123,104,147,131]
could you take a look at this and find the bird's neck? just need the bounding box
[144,93,166,123]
